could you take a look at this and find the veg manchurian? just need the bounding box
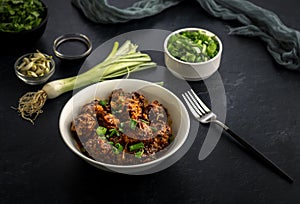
[70,89,173,165]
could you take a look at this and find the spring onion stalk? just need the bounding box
[16,40,157,124]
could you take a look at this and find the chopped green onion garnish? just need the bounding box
[99,100,108,106]
[130,119,138,130]
[111,143,124,154]
[129,142,144,152]
[167,30,219,63]
[109,128,120,137]
[115,143,124,152]
[112,147,120,154]
[135,149,144,158]
[96,126,107,136]
[140,119,149,124]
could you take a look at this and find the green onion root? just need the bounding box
[16,90,47,124]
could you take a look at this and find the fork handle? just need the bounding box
[212,120,294,183]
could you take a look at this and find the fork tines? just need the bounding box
[182,89,210,117]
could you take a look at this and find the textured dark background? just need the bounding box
[1,0,300,203]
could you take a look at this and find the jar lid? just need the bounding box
[53,33,92,60]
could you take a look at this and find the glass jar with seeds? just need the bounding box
[14,51,55,85]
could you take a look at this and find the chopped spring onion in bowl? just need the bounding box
[167,30,219,63]
[164,27,223,81]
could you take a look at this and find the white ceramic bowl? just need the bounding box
[59,79,190,174]
[164,27,223,81]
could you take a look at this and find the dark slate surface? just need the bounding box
[1,0,300,203]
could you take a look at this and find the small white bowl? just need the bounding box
[14,52,55,85]
[59,79,190,174]
[164,27,223,81]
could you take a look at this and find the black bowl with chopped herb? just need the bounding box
[0,0,48,46]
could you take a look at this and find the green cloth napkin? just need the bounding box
[72,0,182,23]
[72,0,300,70]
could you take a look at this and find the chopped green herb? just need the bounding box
[140,119,149,124]
[109,128,120,137]
[0,0,45,32]
[112,143,123,154]
[112,147,120,154]
[118,127,124,133]
[167,30,219,63]
[130,119,138,130]
[115,143,124,152]
[96,126,107,136]
[99,100,108,106]
[135,149,144,158]
[129,142,144,152]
